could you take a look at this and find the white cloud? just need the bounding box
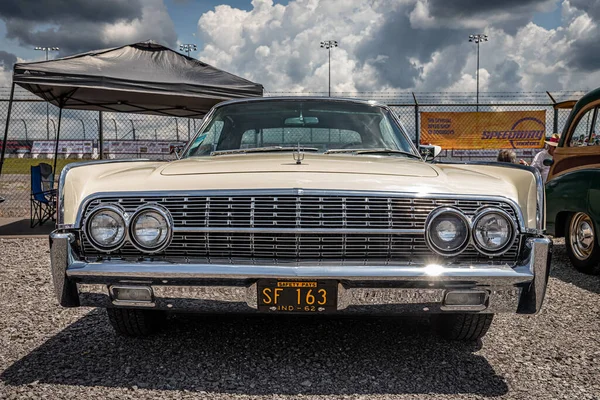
[194,0,600,94]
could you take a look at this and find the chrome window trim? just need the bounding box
[57,159,151,228]
[424,207,472,256]
[471,207,518,257]
[128,204,174,254]
[70,189,527,233]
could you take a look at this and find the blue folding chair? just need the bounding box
[30,163,56,228]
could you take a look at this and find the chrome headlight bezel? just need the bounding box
[128,204,173,254]
[471,207,517,256]
[84,204,127,252]
[425,207,471,256]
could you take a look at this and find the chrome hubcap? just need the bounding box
[570,213,595,261]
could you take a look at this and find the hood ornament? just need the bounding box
[293,142,305,165]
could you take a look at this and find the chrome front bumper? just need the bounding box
[49,232,552,314]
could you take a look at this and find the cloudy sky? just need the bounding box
[0,0,598,94]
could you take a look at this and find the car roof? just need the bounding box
[214,96,389,109]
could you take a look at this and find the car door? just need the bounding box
[548,102,600,181]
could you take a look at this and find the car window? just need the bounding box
[187,120,224,155]
[569,108,595,147]
[590,108,600,146]
[185,100,417,157]
[240,128,362,149]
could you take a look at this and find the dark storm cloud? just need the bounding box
[566,0,600,71]
[355,9,469,89]
[427,0,556,35]
[0,0,141,23]
[426,0,554,18]
[568,0,600,19]
[0,51,17,71]
[487,59,522,91]
[0,0,176,57]
[355,0,558,90]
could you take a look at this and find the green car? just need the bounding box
[546,87,600,274]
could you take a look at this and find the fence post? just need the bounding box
[52,107,63,177]
[99,111,103,159]
[129,119,136,140]
[80,119,86,139]
[21,119,28,142]
[412,92,419,146]
[0,82,16,176]
[546,91,558,134]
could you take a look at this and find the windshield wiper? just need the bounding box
[324,148,421,159]
[211,146,320,156]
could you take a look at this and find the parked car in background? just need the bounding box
[546,87,600,274]
[50,98,551,341]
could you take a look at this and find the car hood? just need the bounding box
[159,154,439,177]
[61,154,539,229]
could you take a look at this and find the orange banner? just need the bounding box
[420,111,546,150]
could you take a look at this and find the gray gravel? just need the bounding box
[1,237,599,400]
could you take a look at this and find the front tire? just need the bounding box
[106,308,167,336]
[565,212,600,275]
[434,313,494,341]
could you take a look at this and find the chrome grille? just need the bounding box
[79,192,521,264]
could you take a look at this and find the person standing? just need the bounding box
[520,134,560,182]
[497,149,517,163]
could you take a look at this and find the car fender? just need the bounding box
[545,169,600,237]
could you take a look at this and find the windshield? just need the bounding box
[184,100,418,158]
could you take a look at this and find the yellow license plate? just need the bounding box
[257,280,337,312]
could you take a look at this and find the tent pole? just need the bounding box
[53,107,63,180]
[0,82,16,177]
[98,110,103,159]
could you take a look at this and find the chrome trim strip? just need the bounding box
[533,167,545,232]
[56,159,151,228]
[172,227,425,235]
[67,262,535,284]
[72,189,526,232]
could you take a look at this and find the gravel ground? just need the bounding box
[0,238,599,400]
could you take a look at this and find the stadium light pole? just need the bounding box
[179,43,197,57]
[320,40,338,97]
[35,46,60,140]
[468,34,487,112]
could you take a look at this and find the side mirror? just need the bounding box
[419,144,442,161]
[542,158,554,167]
[169,143,185,159]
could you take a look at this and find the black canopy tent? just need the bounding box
[0,40,263,176]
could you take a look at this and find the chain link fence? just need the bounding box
[0,87,585,218]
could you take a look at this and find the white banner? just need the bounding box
[104,141,184,154]
[31,140,94,154]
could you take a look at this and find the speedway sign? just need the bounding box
[420,111,546,149]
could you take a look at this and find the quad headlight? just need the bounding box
[128,205,173,253]
[425,207,471,256]
[85,205,127,252]
[472,208,516,256]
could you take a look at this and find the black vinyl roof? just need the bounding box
[12,41,264,118]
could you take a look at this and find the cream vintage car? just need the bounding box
[50,98,551,341]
